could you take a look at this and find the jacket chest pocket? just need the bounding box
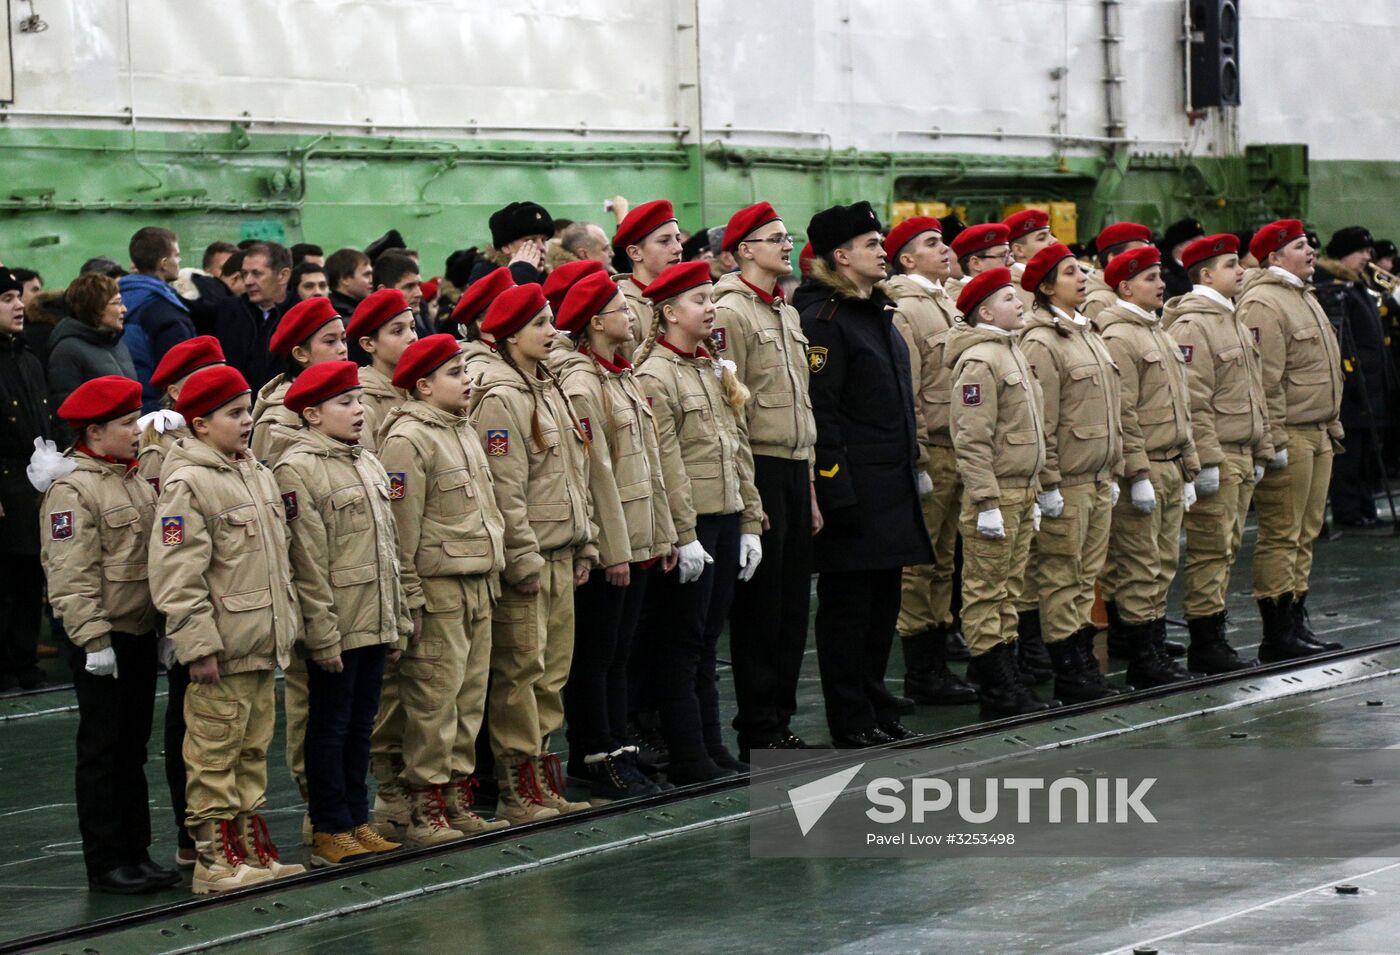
[1215,347,1250,399]
[329,486,371,537]
[431,467,479,519]
[752,327,787,369]
[1000,369,1029,409]
[614,413,644,457]
[679,392,714,437]
[214,503,260,554]
[100,503,143,550]
[1063,363,1108,415]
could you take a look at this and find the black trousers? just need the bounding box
[163,661,193,849]
[306,644,387,833]
[651,513,741,763]
[1331,429,1381,523]
[729,456,812,748]
[815,568,903,736]
[0,554,42,677]
[565,567,649,760]
[67,631,158,876]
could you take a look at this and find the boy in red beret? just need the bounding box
[613,199,682,351]
[38,376,179,894]
[347,288,419,448]
[149,365,305,893]
[251,296,347,466]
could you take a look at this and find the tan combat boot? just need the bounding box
[372,779,411,839]
[403,786,465,847]
[310,831,373,868]
[350,824,401,854]
[238,813,307,879]
[535,753,590,814]
[495,756,561,825]
[191,819,274,895]
[444,777,509,835]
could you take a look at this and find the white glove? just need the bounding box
[1183,480,1198,512]
[1196,466,1221,496]
[136,408,185,436]
[916,471,934,497]
[1253,464,1265,483]
[1131,478,1156,514]
[26,437,77,493]
[976,507,1006,540]
[1036,489,1064,518]
[158,636,178,670]
[1110,481,1121,508]
[1269,449,1288,470]
[677,540,714,584]
[737,533,763,582]
[85,647,118,678]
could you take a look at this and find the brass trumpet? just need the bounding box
[1368,261,1399,292]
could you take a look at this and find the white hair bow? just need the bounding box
[137,409,186,435]
[26,438,77,492]
[714,358,737,379]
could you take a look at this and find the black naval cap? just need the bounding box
[1162,217,1206,249]
[364,229,407,262]
[0,269,24,296]
[1374,239,1398,260]
[1326,226,1375,259]
[489,201,554,248]
[681,229,713,261]
[807,201,884,257]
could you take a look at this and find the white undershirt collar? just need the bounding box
[1192,284,1236,312]
[1115,299,1159,323]
[1050,304,1089,327]
[1268,265,1305,288]
[980,323,1017,338]
[908,273,944,294]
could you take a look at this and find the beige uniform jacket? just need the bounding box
[1236,267,1345,446]
[946,323,1048,507]
[1097,302,1202,480]
[149,438,300,673]
[470,358,596,584]
[461,340,497,390]
[250,374,297,466]
[1082,269,1116,321]
[356,364,406,450]
[378,400,507,610]
[636,342,764,540]
[274,427,411,660]
[1165,291,1273,467]
[137,423,188,496]
[616,274,652,359]
[885,274,961,453]
[40,453,158,650]
[711,272,818,468]
[1019,305,1125,487]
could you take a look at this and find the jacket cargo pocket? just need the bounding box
[1138,405,1175,425]
[527,502,572,523]
[492,594,539,649]
[184,686,243,771]
[100,505,142,550]
[219,587,272,613]
[756,392,794,409]
[102,561,148,582]
[1005,430,1038,445]
[753,327,785,368]
[1071,423,1110,440]
[330,562,377,589]
[442,538,490,559]
[215,504,259,554]
[330,486,371,536]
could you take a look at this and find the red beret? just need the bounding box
[1095,222,1153,253]
[883,216,942,260]
[956,267,1014,317]
[1020,243,1077,292]
[480,283,548,340]
[392,334,463,390]
[346,288,412,342]
[798,241,815,277]
[642,261,713,302]
[543,259,607,314]
[269,297,342,356]
[557,270,622,334]
[1004,209,1051,242]
[951,223,1011,260]
[420,276,440,301]
[150,335,225,393]
[722,201,782,252]
[1182,233,1240,270]
[57,375,142,424]
[1104,245,1162,291]
[175,365,251,421]
[614,200,677,249]
[451,266,514,326]
[284,360,362,415]
[1250,219,1306,262]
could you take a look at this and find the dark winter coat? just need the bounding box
[46,317,138,411]
[211,294,289,393]
[1315,258,1397,430]
[0,332,51,555]
[118,274,195,411]
[186,272,234,337]
[793,262,932,573]
[468,258,545,287]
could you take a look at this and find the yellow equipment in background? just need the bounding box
[1001,201,1078,245]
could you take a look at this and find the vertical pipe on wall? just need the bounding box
[689,0,706,226]
[1101,0,1125,140]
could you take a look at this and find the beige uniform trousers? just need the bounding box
[1102,460,1185,624]
[1252,424,1334,599]
[489,552,575,773]
[897,445,961,636]
[399,574,494,789]
[1034,480,1113,643]
[184,670,276,827]
[959,486,1037,655]
[282,657,308,799]
[1183,449,1256,619]
[369,661,405,786]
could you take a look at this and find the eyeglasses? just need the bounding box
[596,305,632,318]
[973,248,1014,262]
[742,234,795,247]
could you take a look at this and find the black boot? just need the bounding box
[902,631,978,705]
[1257,593,1327,663]
[1186,612,1256,674]
[1015,610,1053,686]
[968,643,1055,719]
[1124,618,1190,688]
[1293,592,1342,651]
[1074,626,1121,697]
[1046,628,1119,702]
[945,627,971,662]
[1105,601,1130,659]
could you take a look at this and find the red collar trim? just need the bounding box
[77,444,137,471]
[659,338,711,360]
[630,276,649,293]
[583,344,633,373]
[740,275,782,305]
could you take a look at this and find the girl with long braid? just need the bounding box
[635,261,763,783]
[470,284,596,819]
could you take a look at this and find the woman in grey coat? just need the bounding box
[47,273,137,416]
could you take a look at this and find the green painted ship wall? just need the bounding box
[1,126,1393,280]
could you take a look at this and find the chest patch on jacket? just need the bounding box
[712,327,727,352]
[807,346,828,373]
[487,429,510,456]
[962,383,981,406]
[161,516,185,546]
[387,472,406,499]
[49,511,73,541]
[1179,344,1194,363]
[281,491,299,522]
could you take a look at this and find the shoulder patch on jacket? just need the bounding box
[146,477,160,494]
[807,346,828,373]
[1250,326,1260,344]
[1179,343,1193,363]
[962,383,982,406]
[486,429,510,456]
[712,327,727,352]
[161,516,185,546]
[49,510,73,541]
[579,417,593,441]
[387,472,406,499]
[281,491,299,522]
